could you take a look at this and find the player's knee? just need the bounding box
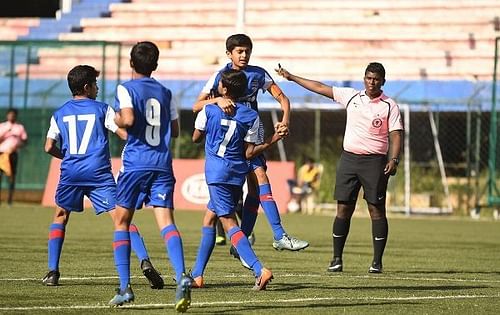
[336,201,355,219]
[203,211,217,227]
[367,203,386,220]
[53,207,69,224]
[253,167,269,184]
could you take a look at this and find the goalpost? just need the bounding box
[390,104,453,215]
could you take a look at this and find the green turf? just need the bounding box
[0,204,499,314]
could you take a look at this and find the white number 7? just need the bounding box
[217,119,237,157]
[63,114,96,154]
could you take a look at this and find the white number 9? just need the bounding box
[145,98,161,146]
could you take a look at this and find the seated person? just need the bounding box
[288,157,321,212]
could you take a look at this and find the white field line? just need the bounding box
[1,273,500,283]
[0,294,499,311]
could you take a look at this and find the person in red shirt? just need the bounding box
[0,108,28,205]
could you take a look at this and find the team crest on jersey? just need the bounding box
[372,118,383,128]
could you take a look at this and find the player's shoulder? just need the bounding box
[204,103,222,115]
[380,93,398,107]
[245,64,267,74]
[235,103,258,120]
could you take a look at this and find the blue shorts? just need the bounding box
[116,170,175,210]
[55,183,116,214]
[249,154,267,171]
[207,183,242,217]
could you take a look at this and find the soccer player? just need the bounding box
[42,65,163,290]
[109,41,191,312]
[192,34,309,254]
[191,69,283,290]
[276,62,403,273]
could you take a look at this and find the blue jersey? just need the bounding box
[195,103,260,186]
[115,77,179,172]
[202,63,274,113]
[46,99,117,186]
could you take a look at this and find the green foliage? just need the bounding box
[173,130,205,159]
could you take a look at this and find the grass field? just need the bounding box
[0,204,499,314]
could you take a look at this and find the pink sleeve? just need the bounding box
[332,87,358,108]
[20,125,28,141]
[388,101,403,131]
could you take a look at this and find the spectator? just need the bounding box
[287,157,322,214]
[0,108,28,205]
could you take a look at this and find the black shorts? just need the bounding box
[334,151,389,205]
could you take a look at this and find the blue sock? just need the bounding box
[228,226,262,277]
[129,224,149,262]
[240,196,259,237]
[191,226,216,278]
[47,223,65,271]
[259,184,286,240]
[113,230,131,291]
[160,225,185,282]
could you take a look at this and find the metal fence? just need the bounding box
[0,40,498,215]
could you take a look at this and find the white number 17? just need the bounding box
[62,114,95,154]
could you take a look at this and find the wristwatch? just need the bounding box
[391,157,399,165]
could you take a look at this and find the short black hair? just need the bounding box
[6,108,18,116]
[67,65,99,96]
[365,62,385,79]
[226,34,253,52]
[220,69,247,99]
[130,41,159,76]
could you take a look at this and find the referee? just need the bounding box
[276,62,403,273]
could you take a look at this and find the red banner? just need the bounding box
[42,158,294,213]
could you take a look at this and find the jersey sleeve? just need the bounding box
[244,116,260,143]
[19,124,28,141]
[46,116,60,140]
[104,106,119,133]
[388,101,404,132]
[194,106,208,131]
[261,69,274,92]
[201,72,218,95]
[115,84,133,111]
[331,86,358,107]
[170,97,179,121]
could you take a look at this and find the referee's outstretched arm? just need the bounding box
[275,66,333,99]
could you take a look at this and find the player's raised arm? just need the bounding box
[268,82,290,127]
[275,65,334,99]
